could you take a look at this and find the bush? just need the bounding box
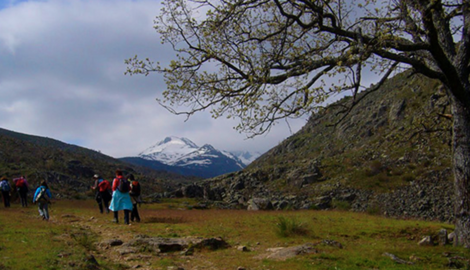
[366,204,382,216]
[331,199,351,211]
[274,216,309,237]
[401,173,416,182]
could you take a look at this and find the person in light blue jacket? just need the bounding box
[33,181,52,221]
[109,169,133,225]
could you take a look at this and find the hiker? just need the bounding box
[128,174,141,222]
[0,176,11,207]
[13,176,29,207]
[91,174,112,214]
[33,181,52,221]
[109,169,133,225]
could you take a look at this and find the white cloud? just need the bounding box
[0,0,306,158]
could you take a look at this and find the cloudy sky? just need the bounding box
[0,0,308,158]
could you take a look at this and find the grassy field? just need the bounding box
[0,198,468,270]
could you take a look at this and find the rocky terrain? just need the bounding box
[172,71,455,221]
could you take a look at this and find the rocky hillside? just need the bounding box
[176,72,455,221]
[0,128,198,199]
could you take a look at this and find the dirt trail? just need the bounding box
[54,211,156,269]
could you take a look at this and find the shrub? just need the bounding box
[331,199,351,211]
[71,233,96,251]
[366,204,382,216]
[401,173,416,182]
[274,216,309,237]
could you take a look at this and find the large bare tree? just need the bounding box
[126,0,470,247]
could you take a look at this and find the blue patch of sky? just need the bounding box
[0,0,34,10]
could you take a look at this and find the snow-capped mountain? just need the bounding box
[229,150,263,165]
[139,136,200,165]
[127,136,257,178]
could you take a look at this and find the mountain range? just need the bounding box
[120,136,261,178]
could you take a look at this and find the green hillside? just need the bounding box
[192,71,454,221]
[251,71,452,194]
[0,128,197,199]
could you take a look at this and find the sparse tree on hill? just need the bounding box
[126,0,470,247]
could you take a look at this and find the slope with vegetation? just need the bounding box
[183,72,454,221]
[0,128,198,199]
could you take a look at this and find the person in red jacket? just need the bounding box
[91,174,112,214]
[13,176,29,207]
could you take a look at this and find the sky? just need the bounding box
[0,0,308,158]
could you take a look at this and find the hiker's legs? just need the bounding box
[43,202,49,220]
[124,210,130,225]
[101,192,110,213]
[104,199,110,213]
[113,211,118,223]
[20,190,28,207]
[2,191,9,207]
[5,192,10,207]
[131,204,135,221]
[38,202,45,218]
[95,192,103,213]
[131,204,140,222]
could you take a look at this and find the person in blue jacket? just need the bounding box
[33,181,52,221]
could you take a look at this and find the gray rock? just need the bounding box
[99,239,123,248]
[255,244,317,261]
[438,229,448,246]
[418,236,433,246]
[247,198,273,211]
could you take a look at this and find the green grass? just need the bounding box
[275,216,310,237]
[0,199,469,269]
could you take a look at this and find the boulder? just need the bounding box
[119,237,229,254]
[247,198,273,211]
[255,244,317,261]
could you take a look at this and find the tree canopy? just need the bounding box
[126,0,467,136]
[127,0,470,246]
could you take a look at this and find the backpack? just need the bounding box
[98,179,110,193]
[36,187,49,202]
[16,178,25,188]
[0,180,11,192]
[130,181,141,196]
[117,177,130,193]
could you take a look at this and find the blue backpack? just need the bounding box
[0,180,11,192]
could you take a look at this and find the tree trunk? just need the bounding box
[452,92,470,247]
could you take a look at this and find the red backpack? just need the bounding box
[16,178,25,188]
[98,180,110,192]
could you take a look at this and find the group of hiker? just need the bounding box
[92,169,142,225]
[0,176,52,220]
[0,169,142,225]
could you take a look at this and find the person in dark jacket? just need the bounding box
[0,176,11,207]
[13,176,29,207]
[91,174,112,214]
[128,174,141,222]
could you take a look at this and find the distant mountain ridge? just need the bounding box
[121,136,259,178]
[0,127,197,199]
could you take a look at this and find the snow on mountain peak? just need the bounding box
[138,136,261,168]
[138,136,199,165]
